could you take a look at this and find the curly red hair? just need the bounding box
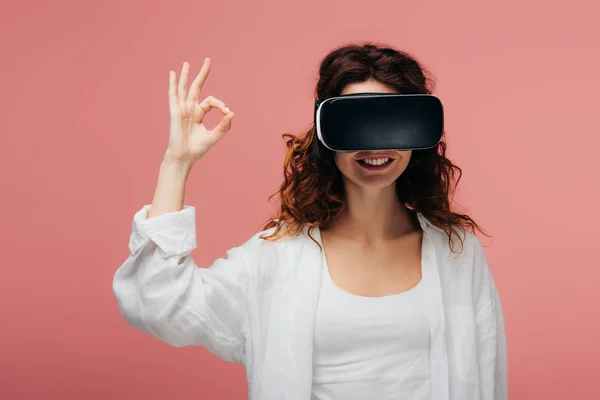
[261,42,486,253]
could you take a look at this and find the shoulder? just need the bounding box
[236,226,283,258]
[421,218,482,258]
[423,221,488,277]
[424,224,497,308]
[235,224,310,268]
[230,225,316,290]
[244,224,306,250]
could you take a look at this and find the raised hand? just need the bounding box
[164,59,234,168]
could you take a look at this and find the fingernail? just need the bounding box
[225,107,231,113]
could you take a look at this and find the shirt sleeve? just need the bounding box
[472,237,509,400]
[112,204,254,364]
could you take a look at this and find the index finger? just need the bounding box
[187,58,211,103]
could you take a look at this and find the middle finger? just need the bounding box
[187,58,211,104]
[178,62,190,106]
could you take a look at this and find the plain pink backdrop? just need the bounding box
[1,0,599,399]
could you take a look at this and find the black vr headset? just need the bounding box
[314,93,444,152]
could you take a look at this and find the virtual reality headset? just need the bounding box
[314,93,444,152]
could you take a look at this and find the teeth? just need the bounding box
[361,158,390,166]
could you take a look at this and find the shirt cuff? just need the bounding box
[128,204,197,257]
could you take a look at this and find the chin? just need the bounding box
[344,169,404,190]
[350,176,399,190]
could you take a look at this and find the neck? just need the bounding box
[326,179,419,243]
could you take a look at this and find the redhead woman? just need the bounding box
[113,43,508,400]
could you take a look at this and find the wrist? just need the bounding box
[160,160,193,183]
[161,153,194,174]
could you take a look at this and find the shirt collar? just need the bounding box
[417,212,444,233]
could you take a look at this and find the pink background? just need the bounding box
[1,0,599,399]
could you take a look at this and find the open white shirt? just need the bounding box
[113,204,508,400]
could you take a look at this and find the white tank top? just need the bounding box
[311,254,432,400]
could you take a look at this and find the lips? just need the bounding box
[353,152,398,171]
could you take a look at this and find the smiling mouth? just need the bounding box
[355,157,395,170]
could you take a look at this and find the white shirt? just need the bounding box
[312,253,431,400]
[113,204,508,400]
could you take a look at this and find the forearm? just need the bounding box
[148,155,193,218]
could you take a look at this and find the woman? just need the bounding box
[113,43,508,400]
